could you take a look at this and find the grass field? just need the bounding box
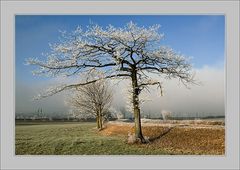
[15,120,225,155]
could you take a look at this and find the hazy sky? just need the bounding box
[15,15,225,117]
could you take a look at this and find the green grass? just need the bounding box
[15,122,168,155]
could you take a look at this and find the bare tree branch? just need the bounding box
[34,73,130,99]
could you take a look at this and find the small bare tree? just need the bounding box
[27,22,196,143]
[67,75,112,130]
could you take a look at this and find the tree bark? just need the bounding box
[96,115,100,129]
[99,115,103,129]
[131,70,146,143]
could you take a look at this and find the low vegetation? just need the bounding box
[15,120,224,155]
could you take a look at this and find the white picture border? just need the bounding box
[1,0,239,169]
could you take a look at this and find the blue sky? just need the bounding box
[16,15,225,83]
[15,15,225,115]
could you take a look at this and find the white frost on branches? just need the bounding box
[27,21,196,99]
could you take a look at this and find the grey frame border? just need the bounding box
[1,0,239,170]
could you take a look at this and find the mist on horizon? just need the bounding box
[15,64,225,118]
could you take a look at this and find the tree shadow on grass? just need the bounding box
[149,126,176,142]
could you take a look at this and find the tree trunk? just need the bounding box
[96,115,100,129]
[99,115,103,129]
[131,70,146,143]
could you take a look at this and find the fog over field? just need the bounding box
[16,64,224,117]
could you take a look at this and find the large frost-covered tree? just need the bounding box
[27,22,195,143]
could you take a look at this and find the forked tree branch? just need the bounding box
[34,73,130,99]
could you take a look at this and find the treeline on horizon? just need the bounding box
[15,113,225,122]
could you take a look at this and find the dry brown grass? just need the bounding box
[100,121,225,155]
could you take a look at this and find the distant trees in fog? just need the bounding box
[161,110,172,120]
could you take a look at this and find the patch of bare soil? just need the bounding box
[100,120,225,155]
